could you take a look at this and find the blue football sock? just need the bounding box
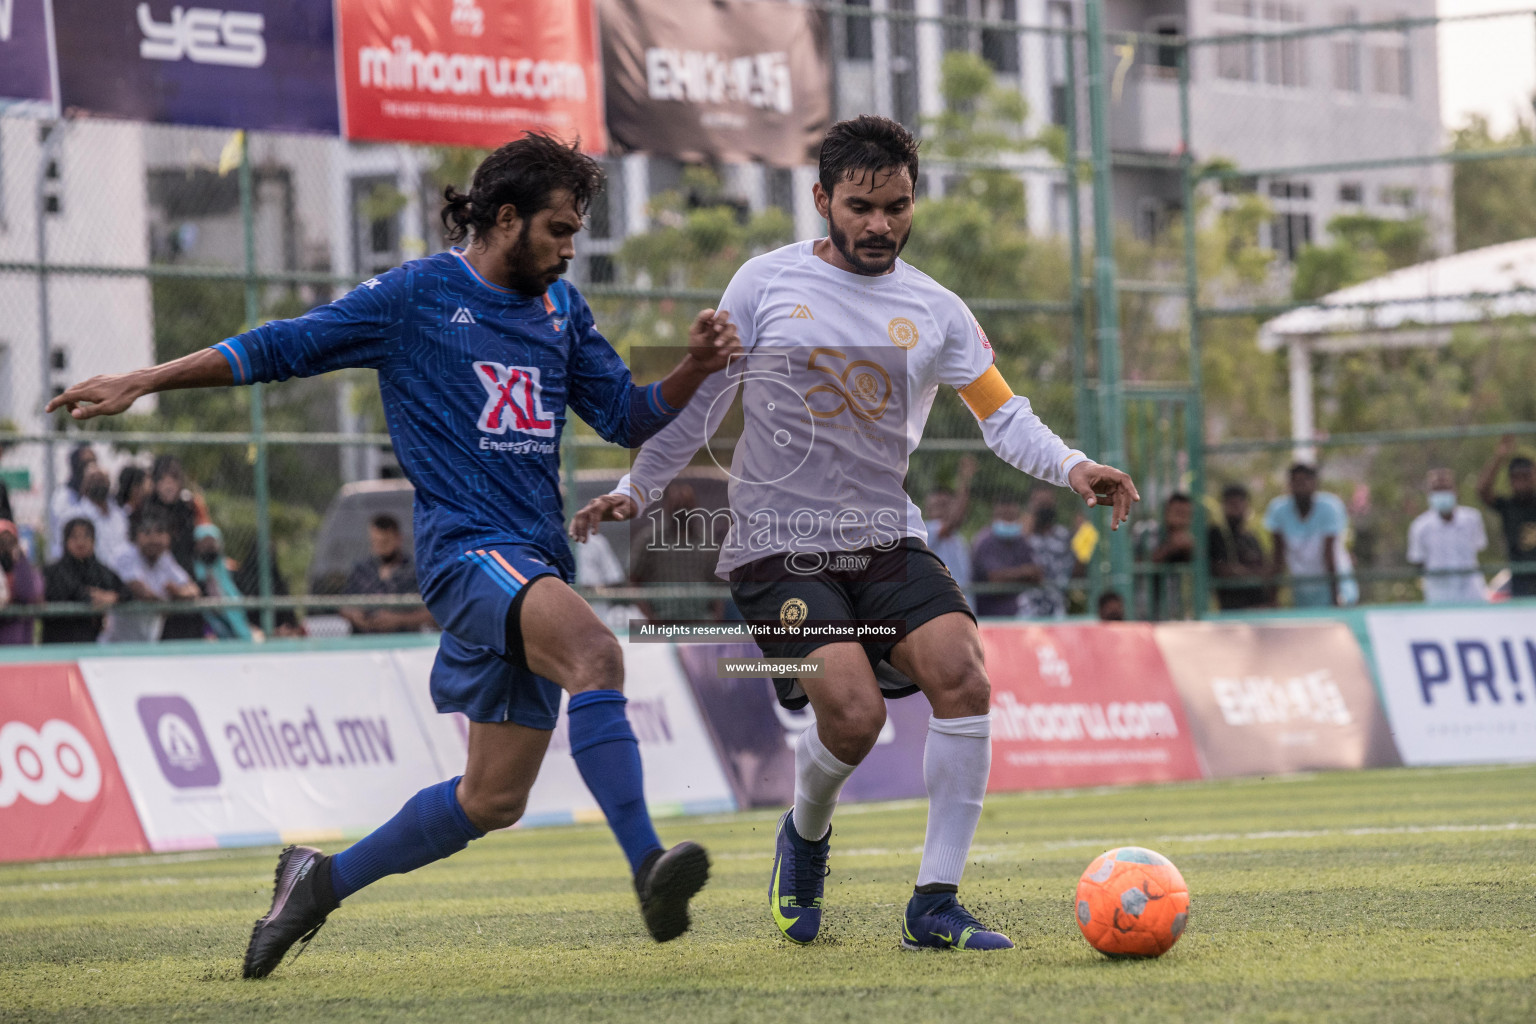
[329,776,484,901]
[567,689,663,874]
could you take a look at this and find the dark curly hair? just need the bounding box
[818,115,921,197]
[441,132,605,244]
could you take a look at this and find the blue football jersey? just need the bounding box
[212,248,680,587]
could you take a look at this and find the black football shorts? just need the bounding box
[728,538,974,710]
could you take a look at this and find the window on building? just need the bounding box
[981,0,1020,74]
[0,344,12,424]
[1262,4,1306,87]
[1269,179,1311,199]
[1148,19,1183,74]
[1331,8,1361,92]
[1271,212,1312,261]
[351,175,402,276]
[1215,0,1254,15]
[1370,36,1410,97]
[891,0,921,128]
[1379,185,1416,208]
[1217,40,1257,81]
[1338,181,1363,203]
[944,0,970,54]
[1048,1,1073,126]
[845,0,874,60]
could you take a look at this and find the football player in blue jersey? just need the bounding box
[48,132,740,977]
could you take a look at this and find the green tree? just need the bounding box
[1291,213,1430,300]
[1451,114,1536,252]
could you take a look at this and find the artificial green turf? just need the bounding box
[2,765,1534,1023]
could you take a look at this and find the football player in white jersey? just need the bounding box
[572,115,1138,950]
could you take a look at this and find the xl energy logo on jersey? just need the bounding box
[136,4,267,67]
[473,362,555,438]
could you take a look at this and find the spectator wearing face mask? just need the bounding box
[49,465,130,567]
[1408,467,1487,605]
[970,496,1038,618]
[192,524,253,640]
[1017,489,1075,620]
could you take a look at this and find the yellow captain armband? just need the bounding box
[956,366,1014,420]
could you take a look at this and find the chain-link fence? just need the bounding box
[2,2,1535,643]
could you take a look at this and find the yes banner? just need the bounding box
[0,662,148,862]
[52,0,339,132]
[79,651,443,851]
[1154,621,1400,776]
[982,623,1203,790]
[1365,607,1536,765]
[337,0,605,149]
[0,0,55,111]
[600,0,831,165]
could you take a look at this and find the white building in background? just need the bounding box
[0,0,1450,531]
[0,118,153,532]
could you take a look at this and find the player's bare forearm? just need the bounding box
[656,307,741,409]
[657,355,720,412]
[47,348,235,421]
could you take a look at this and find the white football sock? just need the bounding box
[916,713,992,888]
[792,724,856,842]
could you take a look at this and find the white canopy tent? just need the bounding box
[1257,237,1536,462]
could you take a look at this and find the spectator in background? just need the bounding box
[140,455,202,572]
[922,455,976,592]
[1139,492,1196,620]
[192,524,253,640]
[0,520,43,644]
[628,482,725,622]
[971,495,1038,618]
[115,464,151,521]
[1477,435,1536,599]
[141,455,208,640]
[42,519,130,644]
[54,466,131,569]
[232,542,304,638]
[575,519,643,633]
[49,444,97,552]
[1208,484,1274,610]
[1265,464,1349,607]
[341,513,434,634]
[1409,467,1487,605]
[104,511,199,643]
[0,437,13,524]
[1097,590,1126,622]
[1018,488,1075,620]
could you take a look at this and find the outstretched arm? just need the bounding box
[47,349,234,421]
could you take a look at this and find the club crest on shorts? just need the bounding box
[779,597,809,629]
[887,316,919,350]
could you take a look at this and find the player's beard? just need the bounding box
[828,214,908,275]
[505,220,569,295]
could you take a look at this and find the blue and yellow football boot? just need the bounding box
[900,889,1014,951]
[769,809,830,944]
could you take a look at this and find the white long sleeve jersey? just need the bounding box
[614,240,1089,577]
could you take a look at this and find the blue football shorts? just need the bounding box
[421,543,565,729]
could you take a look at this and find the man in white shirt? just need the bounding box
[105,511,199,642]
[1408,467,1487,604]
[571,115,1138,952]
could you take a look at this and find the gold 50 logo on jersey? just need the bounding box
[804,347,892,424]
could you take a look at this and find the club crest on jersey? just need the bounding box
[474,362,555,437]
[450,306,477,324]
